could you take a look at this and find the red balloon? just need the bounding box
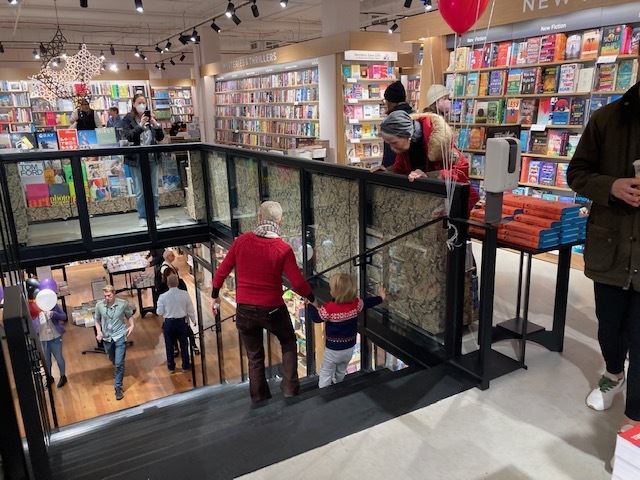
[439,0,491,36]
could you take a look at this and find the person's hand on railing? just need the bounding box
[377,285,387,301]
[211,297,220,315]
[408,169,427,182]
[370,164,387,173]
[304,298,319,309]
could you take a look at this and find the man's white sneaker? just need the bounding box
[586,375,626,411]
[138,218,147,228]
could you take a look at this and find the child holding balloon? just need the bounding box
[29,279,68,388]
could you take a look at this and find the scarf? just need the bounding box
[254,220,282,238]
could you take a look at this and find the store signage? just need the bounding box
[515,9,602,38]
[222,52,278,71]
[522,0,625,14]
[446,25,513,49]
[344,50,398,61]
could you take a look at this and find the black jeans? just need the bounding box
[236,304,299,403]
[162,318,190,371]
[594,282,640,420]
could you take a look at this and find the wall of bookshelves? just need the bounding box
[444,24,640,218]
[341,61,397,169]
[151,85,194,130]
[0,81,33,134]
[405,74,421,112]
[214,65,320,151]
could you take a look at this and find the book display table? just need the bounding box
[103,254,150,295]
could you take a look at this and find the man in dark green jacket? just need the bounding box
[567,81,640,438]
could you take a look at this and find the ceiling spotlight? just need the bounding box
[99,50,105,60]
[134,46,140,57]
[180,54,186,61]
[388,22,398,33]
[231,13,241,25]
[0,43,4,54]
[178,34,189,45]
[139,52,146,60]
[160,62,166,70]
[211,20,221,33]
[251,0,259,17]
[126,63,130,70]
[80,0,88,7]
[51,58,59,67]
[109,63,118,72]
[155,64,160,70]
[280,0,288,7]
[155,44,162,53]
[109,44,115,55]
[169,59,175,65]
[164,40,171,51]
[9,0,19,5]
[424,0,432,10]
[61,50,68,59]
[134,0,143,13]
[225,2,234,17]
[39,43,47,55]
[404,0,412,7]
[190,29,198,42]
[33,49,40,59]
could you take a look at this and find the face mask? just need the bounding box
[135,104,146,114]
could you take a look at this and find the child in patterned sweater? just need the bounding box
[307,273,386,388]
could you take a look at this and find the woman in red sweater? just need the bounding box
[212,201,315,403]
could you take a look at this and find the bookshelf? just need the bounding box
[0,82,33,134]
[406,74,421,112]
[214,67,320,151]
[341,62,397,168]
[151,85,194,130]
[444,25,640,228]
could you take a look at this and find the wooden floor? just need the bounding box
[35,252,246,427]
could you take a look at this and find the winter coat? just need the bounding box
[567,81,640,289]
[121,113,165,167]
[382,102,414,167]
[390,113,480,214]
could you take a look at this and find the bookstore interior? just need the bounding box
[5,0,640,477]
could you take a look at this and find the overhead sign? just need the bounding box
[222,52,278,71]
[344,50,398,62]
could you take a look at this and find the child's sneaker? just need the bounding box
[586,375,626,411]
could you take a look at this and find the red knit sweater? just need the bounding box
[213,233,312,307]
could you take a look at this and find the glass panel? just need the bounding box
[206,151,231,227]
[309,173,359,277]
[230,156,260,235]
[166,149,207,229]
[262,162,302,264]
[193,261,220,385]
[8,159,82,246]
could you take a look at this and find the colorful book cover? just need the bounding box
[589,95,609,117]
[537,98,552,125]
[551,97,571,125]
[557,63,582,93]
[600,25,624,56]
[527,160,541,183]
[88,177,110,202]
[547,130,566,156]
[525,37,541,64]
[581,29,602,59]
[469,49,484,69]
[35,131,58,150]
[515,41,528,65]
[48,183,71,205]
[538,162,557,186]
[57,129,79,150]
[486,100,504,124]
[496,42,512,67]
[0,133,11,149]
[488,70,505,96]
[530,131,549,155]
[463,99,475,124]
[520,157,531,183]
[595,63,618,92]
[520,67,541,95]
[566,134,582,158]
[555,163,569,188]
[554,33,567,61]
[569,98,587,126]
[456,128,470,149]
[615,59,638,92]
[519,99,539,124]
[107,175,127,197]
[468,127,485,150]
[470,155,485,177]
[450,99,464,123]
[466,72,479,96]
[9,132,36,149]
[539,34,558,63]
[455,47,470,71]
[541,66,559,94]
[576,67,595,93]
[454,73,467,97]
[505,69,522,95]
[474,101,489,123]
[520,131,531,153]
[96,127,117,146]
[485,125,521,141]
[486,43,499,68]
[478,72,490,96]
[630,27,640,55]
[25,183,51,207]
[505,98,521,124]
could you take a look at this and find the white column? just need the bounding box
[193,27,222,143]
[318,55,337,163]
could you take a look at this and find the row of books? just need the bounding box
[0,108,33,123]
[214,131,316,150]
[450,25,640,71]
[346,123,380,140]
[214,119,319,137]
[216,86,320,104]
[171,98,192,107]
[520,159,569,188]
[215,104,319,120]
[346,142,382,161]
[344,83,388,100]
[0,92,29,107]
[445,59,637,98]
[522,131,582,158]
[87,82,146,98]
[451,94,618,127]
[215,69,319,92]
[341,64,395,81]
[613,424,640,480]
[0,128,118,151]
[150,88,191,99]
[468,194,586,249]
[344,104,383,121]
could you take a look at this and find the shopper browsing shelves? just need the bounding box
[307,274,385,388]
[157,274,196,374]
[94,285,135,401]
[566,81,640,446]
[122,93,165,228]
[70,99,103,130]
[211,201,316,403]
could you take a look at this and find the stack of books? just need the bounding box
[613,424,640,479]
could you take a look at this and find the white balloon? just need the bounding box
[35,289,57,312]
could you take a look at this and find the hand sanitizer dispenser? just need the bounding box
[483,137,522,223]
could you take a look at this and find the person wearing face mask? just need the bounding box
[70,99,103,130]
[122,93,165,228]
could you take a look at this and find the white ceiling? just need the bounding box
[0,0,435,67]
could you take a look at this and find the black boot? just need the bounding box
[57,375,67,388]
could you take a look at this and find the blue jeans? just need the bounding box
[129,159,159,220]
[42,336,65,377]
[104,336,127,390]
